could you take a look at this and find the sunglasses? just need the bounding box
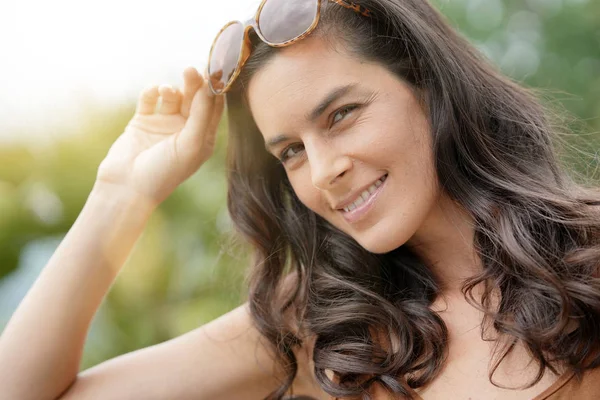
[207,0,372,95]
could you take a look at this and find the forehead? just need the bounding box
[246,36,375,134]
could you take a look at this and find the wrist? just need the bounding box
[88,180,158,222]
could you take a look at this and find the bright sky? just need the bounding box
[0,0,262,143]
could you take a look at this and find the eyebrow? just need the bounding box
[264,83,361,152]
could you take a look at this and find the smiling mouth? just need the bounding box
[340,173,388,213]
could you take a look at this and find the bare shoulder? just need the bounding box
[58,302,287,400]
[278,272,332,400]
[290,339,332,400]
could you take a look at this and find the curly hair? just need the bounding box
[222,0,600,398]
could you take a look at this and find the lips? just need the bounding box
[334,173,388,211]
[338,173,388,224]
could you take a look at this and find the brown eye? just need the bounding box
[279,144,304,163]
[331,104,359,126]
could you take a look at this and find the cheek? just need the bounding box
[382,107,432,167]
[289,176,327,214]
[350,109,407,158]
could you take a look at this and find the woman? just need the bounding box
[1,0,599,399]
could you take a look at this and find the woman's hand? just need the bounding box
[96,66,225,207]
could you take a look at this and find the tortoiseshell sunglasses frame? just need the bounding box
[207,0,372,95]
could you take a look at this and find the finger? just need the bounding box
[136,86,160,115]
[202,68,225,134]
[180,67,204,118]
[207,69,225,93]
[206,94,225,140]
[157,84,181,115]
[178,81,219,151]
[198,94,225,156]
[201,88,225,152]
[209,69,223,81]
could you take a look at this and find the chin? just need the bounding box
[356,234,405,255]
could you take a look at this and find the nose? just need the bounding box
[308,140,353,190]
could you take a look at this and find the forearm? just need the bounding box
[0,182,156,400]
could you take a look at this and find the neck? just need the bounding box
[405,192,484,295]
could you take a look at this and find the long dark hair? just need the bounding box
[223,0,600,398]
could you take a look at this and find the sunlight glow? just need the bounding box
[0,0,261,142]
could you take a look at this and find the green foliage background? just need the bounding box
[0,0,598,371]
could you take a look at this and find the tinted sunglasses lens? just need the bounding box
[259,0,319,43]
[208,22,244,94]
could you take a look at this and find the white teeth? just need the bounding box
[342,174,387,213]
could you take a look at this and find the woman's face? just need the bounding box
[247,36,441,254]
